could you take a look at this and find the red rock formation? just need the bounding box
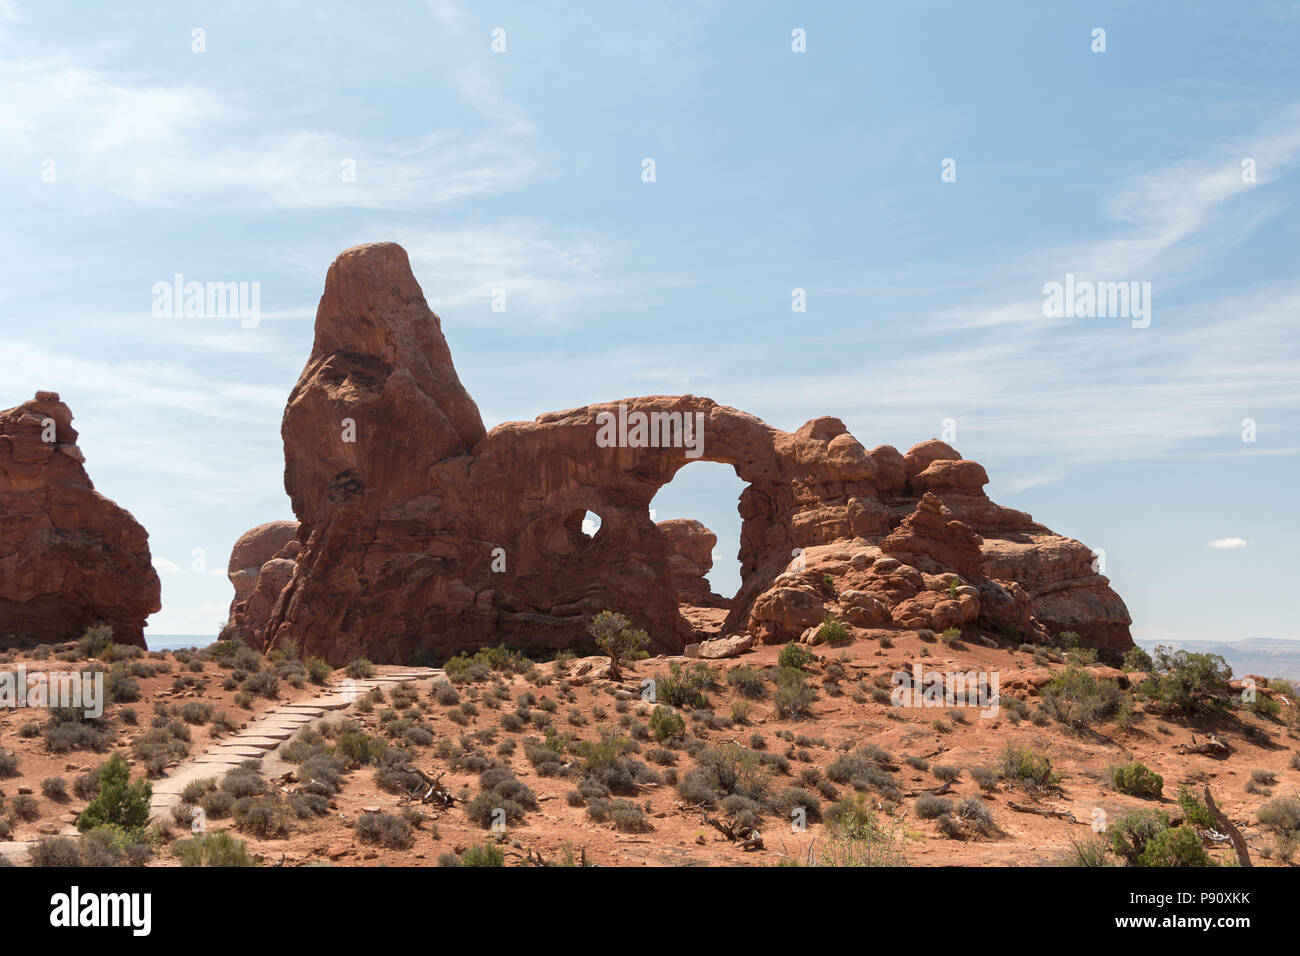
[0,392,160,647]
[657,518,728,608]
[881,492,983,580]
[250,242,1132,664]
[225,520,299,649]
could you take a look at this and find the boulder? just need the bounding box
[695,633,755,659]
[901,439,960,482]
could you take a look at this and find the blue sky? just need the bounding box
[1,1,1297,646]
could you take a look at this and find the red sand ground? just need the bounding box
[2,624,1296,867]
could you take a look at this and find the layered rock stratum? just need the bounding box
[0,391,160,647]
[236,242,1132,664]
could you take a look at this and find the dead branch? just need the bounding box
[1203,786,1252,867]
[398,767,456,808]
[1007,801,1079,823]
[701,811,764,850]
[902,781,952,798]
[1178,734,1230,757]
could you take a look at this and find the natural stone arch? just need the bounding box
[256,243,1133,665]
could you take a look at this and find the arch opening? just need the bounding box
[648,461,747,639]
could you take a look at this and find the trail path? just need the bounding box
[0,667,443,865]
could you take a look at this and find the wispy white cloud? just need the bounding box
[0,60,539,211]
[924,104,1300,331]
[0,340,282,422]
[1208,537,1248,549]
[424,0,465,34]
[386,221,623,323]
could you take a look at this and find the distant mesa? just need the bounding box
[221,242,1131,666]
[0,391,161,648]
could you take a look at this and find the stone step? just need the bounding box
[244,726,293,740]
[222,736,281,750]
[308,696,353,710]
[213,746,268,759]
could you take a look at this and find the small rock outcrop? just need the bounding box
[233,242,1131,665]
[0,392,160,647]
[225,520,299,648]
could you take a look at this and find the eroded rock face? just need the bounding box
[249,242,1132,664]
[657,518,728,608]
[0,392,160,647]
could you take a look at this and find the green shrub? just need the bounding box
[1256,794,1300,859]
[344,658,376,679]
[77,624,114,658]
[241,670,280,698]
[818,806,905,866]
[677,743,769,807]
[73,768,101,801]
[1122,646,1154,672]
[10,794,38,821]
[605,798,653,832]
[1068,835,1117,866]
[817,616,851,647]
[1137,826,1212,867]
[774,667,816,718]
[355,811,413,848]
[28,836,83,867]
[304,656,332,683]
[915,793,952,819]
[727,666,767,700]
[235,795,292,838]
[105,662,141,703]
[179,701,214,725]
[1176,786,1216,829]
[173,830,257,867]
[221,765,266,799]
[1111,762,1163,799]
[648,705,686,742]
[43,707,117,754]
[76,753,151,832]
[40,777,68,800]
[449,842,505,867]
[778,642,815,671]
[656,661,716,709]
[999,744,1058,788]
[1138,645,1233,717]
[1108,809,1172,865]
[432,681,460,705]
[1039,664,1126,731]
[957,796,996,835]
[464,766,537,829]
